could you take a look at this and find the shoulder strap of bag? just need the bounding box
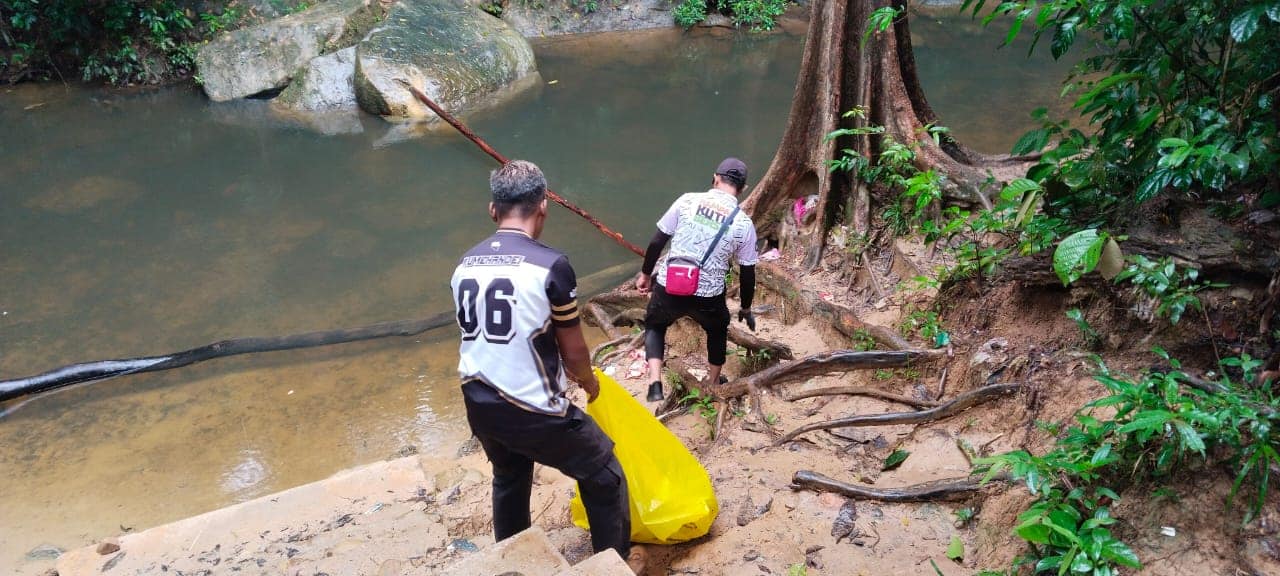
[697,205,741,269]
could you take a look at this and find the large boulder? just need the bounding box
[196,0,380,101]
[354,0,538,121]
[273,46,359,112]
[271,46,364,134]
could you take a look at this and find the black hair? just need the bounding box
[490,160,547,218]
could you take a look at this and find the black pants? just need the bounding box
[461,381,631,558]
[644,283,731,366]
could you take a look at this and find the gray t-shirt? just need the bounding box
[654,189,759,297]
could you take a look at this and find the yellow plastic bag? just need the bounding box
[569,369,718,544]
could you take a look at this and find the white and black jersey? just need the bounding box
[451,229,581,416]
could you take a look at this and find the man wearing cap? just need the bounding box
[451,160,644,571]
[635,158,760,401]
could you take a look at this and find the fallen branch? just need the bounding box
[776,383,1023,444]
[712,349,941,399]
[791,470,985,502]
[783,385,939,409]
[0,313,455,404]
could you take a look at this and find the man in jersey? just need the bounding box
[635,157,760,402]
[451,160,636,566]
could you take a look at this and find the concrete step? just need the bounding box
[559,549,633,575]
[438,527,569,575]
[438,527,634,576]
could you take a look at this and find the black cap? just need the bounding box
[715,157,748,186]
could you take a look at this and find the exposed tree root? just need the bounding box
[791,470,985,502]
[713,349,941,400]
[783,385,939,409]
[728,324,794,361]
[757,262,912,350]
[776,383,1022,444]
[592,334,641,365]
[588,303,623,340]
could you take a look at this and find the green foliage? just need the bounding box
[1053,229,1223,325]
[826,113,1073,284]
[672,0,788,31]
[200,6,241,35]
[673,0,707,28]
[863,5,900,45]
[1114,255,1223,324]
[902,309,948,347]
[1065,308,1101,349]
[953,506,976,526]
[882,448,910,470]
[850,328,876,352]
[976,350,1280,573]
[1052,229,1110,285]
[680,386,718,431]
[945,534,964,561]
[733,346,774,373]
[967,0,1279,218]
[1,0,202,84]
[785,563,807,576]
[726,0,786,30]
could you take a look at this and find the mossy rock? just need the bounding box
[196,0,378,101]
[354,0,537,121]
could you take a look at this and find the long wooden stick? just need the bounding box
[395,79,644,257]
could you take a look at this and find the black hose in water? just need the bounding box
[0,312,455,405]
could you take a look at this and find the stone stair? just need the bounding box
[442,527,633,576]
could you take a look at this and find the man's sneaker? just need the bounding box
[646,381,664,402]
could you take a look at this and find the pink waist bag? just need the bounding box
[664,257,701,296]
[663,205,740,297]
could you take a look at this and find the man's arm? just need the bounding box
[638,196,685,294]
[636,230,672,293]
[735,224,761,331]
[555,325,599,402]
[548,256,600,402]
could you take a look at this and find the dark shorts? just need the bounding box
[644,282,731,366]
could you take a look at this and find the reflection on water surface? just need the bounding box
[0,20,1073,573]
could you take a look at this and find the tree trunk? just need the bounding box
[742,0,1032,269]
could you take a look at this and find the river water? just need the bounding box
[0,19,1072,573]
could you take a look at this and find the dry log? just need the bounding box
[776,383,1022,444]
[791,470,984,502]
[758,262,912,350]
[712,349,941,399]
[783,385,939,409]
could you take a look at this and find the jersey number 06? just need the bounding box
[455,277,517,344]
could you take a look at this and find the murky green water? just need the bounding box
[0,19,1073,573]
